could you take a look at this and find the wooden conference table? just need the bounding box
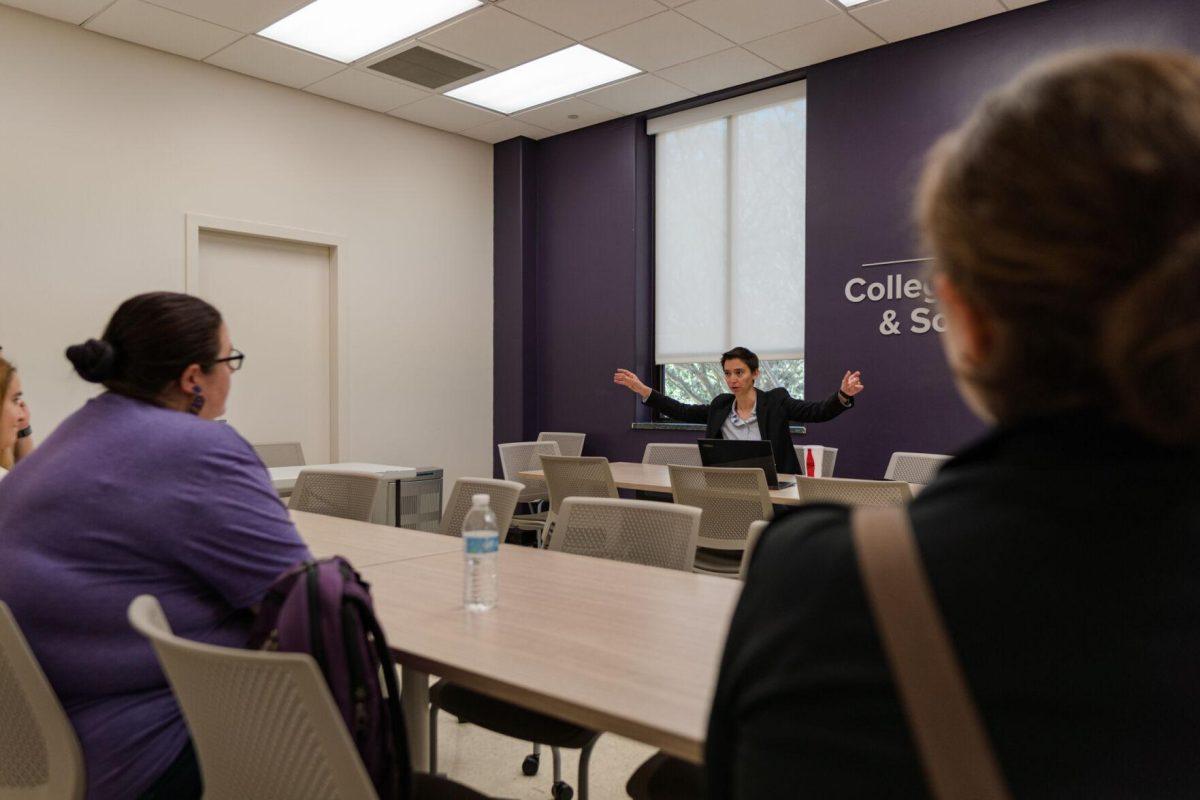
[520,460,921,503]
[291,510,741,769]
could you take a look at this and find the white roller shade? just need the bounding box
[654,82,806,365]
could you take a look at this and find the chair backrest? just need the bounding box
[642,443,703,467]
[739,520,771,581]
[288,470,387,523]
[440,477,524,537]
[793,445,840,477]
[0,602,85,800]
[795,476,913,507]
[253,441,306,468]
[536,432,586,458]
[668,465,773,552]
[540,455,619,515]
[127,595,378,800]
[885,452,952,485]
[497,441,561,502]
[550,497,701,572]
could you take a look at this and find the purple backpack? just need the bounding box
[249,557,411,799]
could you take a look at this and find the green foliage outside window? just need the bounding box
[662,359,805,405]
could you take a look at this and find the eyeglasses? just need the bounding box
[212,349,245,372]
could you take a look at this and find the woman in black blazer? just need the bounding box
[613,347,863,475]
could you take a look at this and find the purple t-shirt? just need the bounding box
[0,393,311,799]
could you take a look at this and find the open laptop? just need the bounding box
[698,439,795,489]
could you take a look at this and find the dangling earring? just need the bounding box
[188,385,205,415]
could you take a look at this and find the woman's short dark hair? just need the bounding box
[721,347,760,372]
[65,292,223,405]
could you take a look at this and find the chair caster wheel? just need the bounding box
[551,780,574,800]
[522,753,540,776]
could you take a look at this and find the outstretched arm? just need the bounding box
[614,368,711,424]
[781,371,864,422]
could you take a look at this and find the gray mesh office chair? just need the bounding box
[127,596,494,800]
[498,441,561,537]
[252,441,306,468]
[536,432,586,458]
[793,445,839,476]
[550,497,701,572]
[439,478,523,538]
[288,470,387,524]
[668,465,773,576]
[540,455,619,546]
[0,601,85,800]
[641,443,703,467]
[794,476,913,507]
[884,452,952,485]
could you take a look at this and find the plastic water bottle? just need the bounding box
[463,493,499,612]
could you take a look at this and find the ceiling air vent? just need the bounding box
[369,46,483,90]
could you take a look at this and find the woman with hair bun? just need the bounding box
[0,292,309,799]
[704,51,1200,798]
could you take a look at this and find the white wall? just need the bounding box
[0,5,494,491]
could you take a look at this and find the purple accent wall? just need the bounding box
[495,0,1200,478]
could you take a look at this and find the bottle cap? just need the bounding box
[472,493,490,506]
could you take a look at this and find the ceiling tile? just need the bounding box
[657,47,777,95]
[674,0,842,45]
[583,73,694,115]
[851,0,1006,43]
[142,0,309,33]
[515,96,621,134]
[419,6,571,70]
[388,94,503,132]
[205,35,343,89]
[460,117,554,143]
[1002,0,1047,7]
[84,0,242,60]
[0,0,111,24]
[305,69,430,112]
[497,0,665,41]
[745,13,884,71]
[587,11,731,73]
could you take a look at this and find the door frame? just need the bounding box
[185,213,348,461]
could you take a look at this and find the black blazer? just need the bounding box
[642,386,851,474]
[706,413,1200,798]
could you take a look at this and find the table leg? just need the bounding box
[401,666,429,771]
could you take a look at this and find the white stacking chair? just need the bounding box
[540,455,619,541]
[738,520,771,581]
[550,497,701,572]
[0,601,85,800]
[795,476,913,507]
[127,594,379,800]
[793,445,839,476]
[288,470,388,524]
[498,441,561,529]
[537,432,586,458]
[439,477,523,538]
[641,443,703,467]
[668,465,773,576]
[252,441,306,468]
[884,452,952,485]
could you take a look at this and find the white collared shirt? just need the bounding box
[721,401,762,441]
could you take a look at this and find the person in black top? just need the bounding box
[706,51,1200,799]
[613,347,863,475]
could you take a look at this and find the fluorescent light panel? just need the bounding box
[836,0,875,6]
[447,45,640,114]
[260,0,482,64]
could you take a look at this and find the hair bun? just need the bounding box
[66,338,117,383]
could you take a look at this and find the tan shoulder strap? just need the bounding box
[852,507,1012,800]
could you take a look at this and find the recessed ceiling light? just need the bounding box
[446,45,640,115]
[260,0,482,64]
[836,0,875,6]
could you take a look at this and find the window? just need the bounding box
[651,82,806,403]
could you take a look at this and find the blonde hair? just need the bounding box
[0,356,15,470]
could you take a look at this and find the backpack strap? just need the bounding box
[851,507,1012,800]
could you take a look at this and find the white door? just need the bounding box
[196,229,333,463]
